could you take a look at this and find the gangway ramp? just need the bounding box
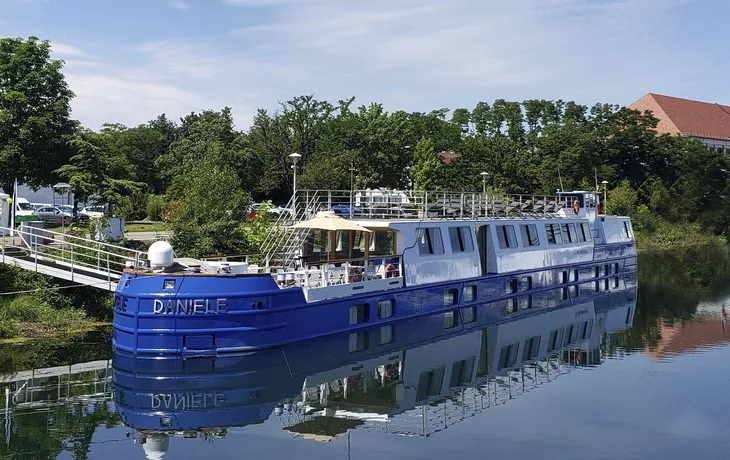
[0,225,147,292]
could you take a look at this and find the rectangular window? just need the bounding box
[548,329,564,352]
[444,288,458,305]
[520,276,532,291]
[379,325,394,345]
[572,269,579,282]
[506,279,517,294]
[614,262,620,274]
[580,222,593,242]
[564,324,576,346]
[594,266,600,278]
[349,304,369,325]
[444,311,457,329]
[416,367,445,401]
[613,277,620,288]
[570,285,579,298]
[545,223,563,245]
[349,331,368,352]
[463,306,476,324]
[594,281,600,292]
[450,358,475,387]
[377,299,394,319]
[463,285,476,302]
[417,227,445,256]
[449,226,474,253]
[498,343,520,369]
[604,279,610,291]
[561,271,568,284]
[561,287,568,300]
[520,224,540,247]
[497,225,518,249]
[623,221,631,238]
[506,298,518,314]
[522,336,541,361]
[561,223,578,243]
[519,295,533,310]
[604,264,610,276]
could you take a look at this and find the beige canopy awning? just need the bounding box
[289,213,372,232]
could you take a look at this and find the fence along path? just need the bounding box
[0,224,147,292]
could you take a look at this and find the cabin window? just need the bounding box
[523,336,541,361]
[497,225,518,249]
[548,329,564,352]
[520,295,533,310]
[564,324,576,345]
[623,221,631,238]
[377,299,394,319]
[370,230,396,256]
[579,222,593,242]
[604,264,610,276]
[463,306,476,324]
[545,223,563,245]
[520,224,540,247]
[379,325,394,345]
[561,287,569,300]
[349,304,369,325]
[417,227,444,256]
[416,367,445,401]
[570,285,579,298]
[572,269,579,282]
[613,262,620,274]
[450,358,475,387]
[594,281,600,292]
[580,320,593,340]
[444,288,458,305]
[349,331,368,352]
[613,277,620,289]
[594,266,600,278]
[463,285,476,302]
[506,279,517,294]
[604,279,610,291]
[561,223,578,243]
[506,298,518,314]
[449,226,474,253]
[444,311,457,329]
[520,276,532,291]
[561,271,568,284]
[498,343,520,370]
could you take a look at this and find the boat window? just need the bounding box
[594,281,600,292]
[570,285,579,298]
[463,306,476,324]
[416,367,445,401]
[417,227,444,256]
[444,311,457,329]
[444,288,458,305]
[463,285,476,302]
[519,295,532,310]
[520,276,532,291]
[520,224,540,247]
[572,269,579,282]
[579,222,592,242]
[506,298,518,314]
[522,336,541,361]
[506,279,517,294]
[613,262,620,274]
[561,223,578,243]
[604,278,610,291]
[377,299,394,319]
[496,225,518,249]
[561,270,568,284]
[370,230,396,256]
[594,266,600,278]
[378,325,394,345]
[548,329,564,352]
[613,277,620,288]
[449,226,474,253]
[623,221,631,238]
[450,358,475,387]
[545,223,563,245]
[561,287,568,300]
[349,304,369,325]
[498,342,520,370]
[349,331,368,352]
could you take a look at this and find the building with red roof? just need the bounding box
[629,93,730,153]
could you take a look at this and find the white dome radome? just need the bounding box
[148,241,174,269]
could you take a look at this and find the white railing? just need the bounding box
[275,255,402,289]
[1,224,147,288]
[296,189,577,220]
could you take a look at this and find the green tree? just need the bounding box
[0,36,76,194]
[410,137,446,190]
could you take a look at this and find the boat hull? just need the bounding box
[112,243,636,355]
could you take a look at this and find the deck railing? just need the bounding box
[275,255,402,290]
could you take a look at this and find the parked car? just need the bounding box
[78,205,105,220]
[32,206,73,225]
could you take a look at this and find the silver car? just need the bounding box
[32,206,73,225]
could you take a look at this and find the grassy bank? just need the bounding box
[634,219,727,251]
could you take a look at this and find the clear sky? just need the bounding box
[0,0,727,130]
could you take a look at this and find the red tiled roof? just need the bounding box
[436,150,462,165]
[629,93,730,141]
[644,316,730,360]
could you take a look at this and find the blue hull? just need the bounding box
[112,243,636,354]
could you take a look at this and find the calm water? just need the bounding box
[3,247,730,459]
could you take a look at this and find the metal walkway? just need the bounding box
[0,225,147,292]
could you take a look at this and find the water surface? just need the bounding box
[2,247,730,459]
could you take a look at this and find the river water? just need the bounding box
[2,247,730,459]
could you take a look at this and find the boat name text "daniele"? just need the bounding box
[153,298,227,315]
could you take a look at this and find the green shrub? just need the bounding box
[146,194,165,221]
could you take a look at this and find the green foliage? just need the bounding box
[116,190,149,220]
[0,36,76,193]
[410,137,445,190]
[606,180,638,216]
[146,194,165,221]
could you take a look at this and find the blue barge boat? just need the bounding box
[112,189,636,355]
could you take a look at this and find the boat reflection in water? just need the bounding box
[113,284,636,455]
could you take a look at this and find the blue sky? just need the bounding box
[0,0,727,130]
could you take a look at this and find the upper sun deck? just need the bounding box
[290,189,593,222]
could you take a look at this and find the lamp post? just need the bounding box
[480,172,488,195]
[53,182,71,259]
[289,153,301,215]
[601,180,609,213]
[349,161,357,219]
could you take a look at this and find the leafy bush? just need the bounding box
[146,194,164,221]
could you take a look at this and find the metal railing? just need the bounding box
[1,224,148,289]
[296,190,577,220]
[275,255,402,289]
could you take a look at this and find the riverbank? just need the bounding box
[634,220,727,251]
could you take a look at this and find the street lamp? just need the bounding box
[480,172,488,195]
[289,153,301,215]
[601,180,609,213]
[53,182,71,258]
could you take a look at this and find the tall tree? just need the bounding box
[0,36,76,194]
